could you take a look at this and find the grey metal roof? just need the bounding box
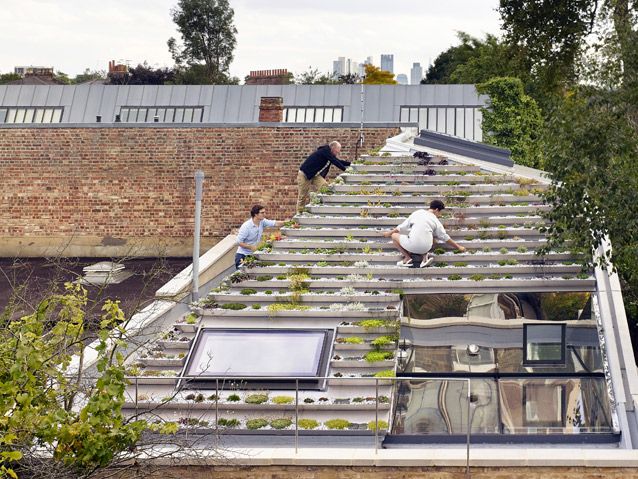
[0,84,487,124]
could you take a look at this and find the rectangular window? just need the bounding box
[0,107,63,124]
[524,324,566,365]
[117,106,203,123]
[283,106,344,123]
[182,328,334,389]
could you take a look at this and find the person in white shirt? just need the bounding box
[382,199,466,268]
[235,204,289,269]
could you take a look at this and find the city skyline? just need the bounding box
[0,0,502,80]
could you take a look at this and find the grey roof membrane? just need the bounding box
[0,84,487,124]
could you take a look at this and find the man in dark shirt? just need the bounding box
[297,141,351,213]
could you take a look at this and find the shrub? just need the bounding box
[270,418,293,429]
[217,418,240,427]
[356,319,387,329]
[448,274,462,281]
[371,336,394,348]
[325,418,351,430]
[374,369,396,378]
[240,288,257,295]
[267,303,311,312]
[499,247,509,254]
[220,303,247,310]
[272,395,294,405]
[341,336,364,344]
[207,394,219,401]
[364,351,394,362]
[227,394,240,402]
[469,274,486,281]
[264,290,273,295]
[245,394,269,404]
[303,398,315,404]
[246,418,268,430]
[185,313,198,324]
[251,304,261,310]
[256,275,273,281]
[368,420,389,431]
[433,247,446,255]
[298,419,320,429]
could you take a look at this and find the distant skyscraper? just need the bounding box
[396,74,408,85]
[380,54,394,73]
[410,62,423,85]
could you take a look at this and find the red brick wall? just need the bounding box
[0,126,398,255]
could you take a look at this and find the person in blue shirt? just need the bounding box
[235,204,289,269]
[297,141,351,213]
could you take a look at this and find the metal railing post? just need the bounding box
[466,378,471,479]
[135,377,139,417]
[295,379,299,454]
[215,379,219,437]
[375,378,379,454]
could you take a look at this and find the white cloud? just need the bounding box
[0,0,502,80]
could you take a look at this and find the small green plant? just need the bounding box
[448,274,462,281]
[276,274,287,280]
[516,246,528,253]
[272,395,294,404]
[251,304,262,310]
[340,336,364,344]
[433,262,448,267]
[371,336,394,348]
[256,275,273,281]
[454,262,468,267]
[298,419,320,429]
[270,418,293,429]
[499,247,509,254]
[356,319,387,329]
[184,313,198,324]
[469,274,486,281]
[482,246,492,253]
[498,259,519,266]
[240,288,257,295]
[220,303,247,310]
[364,351,394,362]
[217,418,240,427]
[576,272,590,279]
[207,394,219,401]
[245,394,269,404]
[367,420,389,431]
[246,418,269,430]
[325,418,351,430]
[374,369,396,378]
[264,290,273,295]
[316,260,329,267]
[227,394,241,402]
[433,247,446,255]
[267,303,311,312]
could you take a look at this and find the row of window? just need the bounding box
[118,106,204,123]
[0,107,63,123]
[283,107,343,123]
[400,106,483,141]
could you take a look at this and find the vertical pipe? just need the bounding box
[135,377,139,417]
[375,378,379,454]
[295,379,299,454]
[466,378,471,479]
[215,378,219,438]
[192,171,205,302]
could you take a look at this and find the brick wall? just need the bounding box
[0,125,398,257]
[108,465,638,479]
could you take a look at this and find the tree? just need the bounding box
[422,33,481,84]
[72,69,106,84]
[108,62,177,85]
[498,0,599,98]
[167,0,237,84]
[476,77,544,168]
[295,67,339,85]
[362,64,397,85]
[0,73,21,84]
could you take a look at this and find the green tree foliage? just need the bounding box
[167,0,237,84]
[499,0,598,97]
[0,73,21,84]
[71,69,106,84]
[476,77,544,168]
[0,283,164,477]
[362,64,397,85]
[108,62,177,85]
[295,67,339,85]
[423,32,528,85]
[541,87,638,297]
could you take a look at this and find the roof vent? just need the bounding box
[81,261,132,285]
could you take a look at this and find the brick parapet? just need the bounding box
[0,125,398,256]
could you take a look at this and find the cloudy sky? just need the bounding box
[1,0,502,81]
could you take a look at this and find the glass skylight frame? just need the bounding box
[179,328,334,390]
[523,323,567,366]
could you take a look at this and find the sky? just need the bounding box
[0,0,503,81]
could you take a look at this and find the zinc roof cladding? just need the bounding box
[0,84,487,124]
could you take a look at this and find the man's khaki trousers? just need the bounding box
[296,171,327,213]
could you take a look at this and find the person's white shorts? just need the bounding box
[399,233,433,255]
